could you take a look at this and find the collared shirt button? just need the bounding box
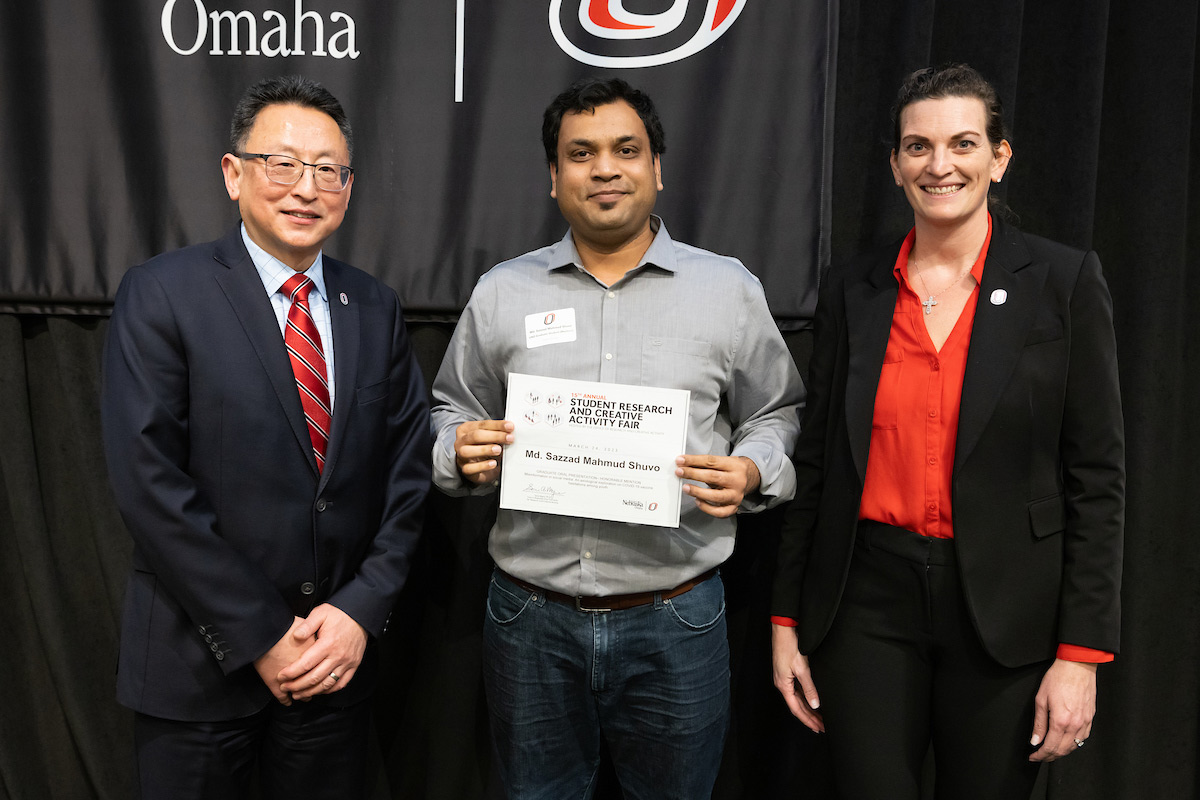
[300,581,316,595]
[584,551,593,559]
[928,503,937,511]
[607,291,616,298]
[929,410,937,417]
[604,353,613,361]
[928,456,937,465]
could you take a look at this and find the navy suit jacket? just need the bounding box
[772,218,1124,667]
[103,226,431,721]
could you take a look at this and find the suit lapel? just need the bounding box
[212,228,319,477]
[844,249,901,482]
[319,261,360,489]
[955,221,1046,471]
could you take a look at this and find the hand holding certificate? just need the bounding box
[453,420,513,485]
[499,373,690,526]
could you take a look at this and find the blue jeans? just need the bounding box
[482,569,731,800]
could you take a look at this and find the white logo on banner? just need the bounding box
[161,0,359,58]
[549,0,747,68]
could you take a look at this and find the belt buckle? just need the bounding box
[575,596,612,613]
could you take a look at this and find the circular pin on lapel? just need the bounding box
[990,289,1008,306]
[340,292,348,305]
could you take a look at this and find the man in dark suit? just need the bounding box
[102,75,430,799]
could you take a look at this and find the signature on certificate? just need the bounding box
[524,483,565,503]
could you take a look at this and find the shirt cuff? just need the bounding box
[769,626,1111,662]
[1056,643,1114,663]
[730,443,791,512]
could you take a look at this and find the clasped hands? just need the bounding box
[252,603,367,706]
[453,419,760,516]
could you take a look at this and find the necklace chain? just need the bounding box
[913,261,974,315]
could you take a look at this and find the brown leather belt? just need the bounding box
[497,568,717,612]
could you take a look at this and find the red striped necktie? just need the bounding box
[280,273,331,473]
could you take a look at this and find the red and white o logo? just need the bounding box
[550,0,747,68]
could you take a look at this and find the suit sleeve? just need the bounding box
[771,267,844,621]
[326,289,432,637]
[1057,251,1124,653]
[102,265,294,673]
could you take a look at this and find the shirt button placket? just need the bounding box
[581,518,600,594]
[600,288,618,382]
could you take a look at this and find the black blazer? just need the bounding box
[772,218,1124,668]
[103,227,431,721]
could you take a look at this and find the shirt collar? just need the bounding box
[546,214,678,276]
[240,223,327,301]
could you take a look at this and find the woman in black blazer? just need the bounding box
[771,64,1124,798]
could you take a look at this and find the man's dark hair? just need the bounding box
[229,75,353,161]
[891,64,1008,153]
[542,77,665,165]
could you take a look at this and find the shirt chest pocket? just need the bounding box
[640,336,713,391]
[872,342,904,430]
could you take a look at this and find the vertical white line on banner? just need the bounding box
[455,0,465,102]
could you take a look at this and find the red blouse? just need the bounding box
[856,223,987,538]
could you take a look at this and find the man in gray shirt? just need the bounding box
[430,77,803,800]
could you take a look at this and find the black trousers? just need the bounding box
[133,697,371,800]
[809,521,1046,800]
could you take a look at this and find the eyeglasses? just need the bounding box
[237,153,354,192]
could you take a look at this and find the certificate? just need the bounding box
[499,373,690,527]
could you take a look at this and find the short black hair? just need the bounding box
[542,77,665,165]
[229,75,353,161]
[891,64,1008,153]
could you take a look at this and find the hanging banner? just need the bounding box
[1,0,834,319]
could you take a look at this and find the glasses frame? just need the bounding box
[237,152,354,192]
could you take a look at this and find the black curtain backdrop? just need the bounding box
[3,1,1199,799]
[0,0,831,321]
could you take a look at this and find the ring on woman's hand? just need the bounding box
[1073,738,1086,748]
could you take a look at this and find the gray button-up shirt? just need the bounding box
[431,218,804,595]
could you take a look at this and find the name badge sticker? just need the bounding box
[525,308,577,349]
